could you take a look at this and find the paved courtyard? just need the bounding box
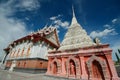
[1,69,119,80]
[0,69,43,80]
[0,69,76,80]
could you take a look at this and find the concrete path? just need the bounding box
[0,70,43,80]
[1,70,120,80]
[0,70,76,80]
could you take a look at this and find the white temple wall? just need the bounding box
[30,44,39,58]
[38,44,48,59]
[7,39,54,60]
[7,41,30,59]
[30,42,48,59]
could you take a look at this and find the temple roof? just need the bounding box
[4,26,60,51]
[58,7,95,51]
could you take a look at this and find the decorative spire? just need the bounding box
[71,6,78,25]
[72,5,75,17]
[58,6,95,51]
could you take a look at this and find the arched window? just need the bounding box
[24,62,26,67]
[40,62,43,68]
[18,62,20,67]
[53,62,58,74]
[70,59,76,75]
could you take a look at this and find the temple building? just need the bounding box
[3,26,60,73]
[46,8,119,80]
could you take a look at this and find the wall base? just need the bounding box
[6,67,47,74]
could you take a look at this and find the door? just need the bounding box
[53,62,57,74]
[92,60,105,80]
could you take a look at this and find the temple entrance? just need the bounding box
[92,60,105,80]
[69,60,76,76]
[53,62,58,74]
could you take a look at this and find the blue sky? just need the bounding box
[0,0,120,60]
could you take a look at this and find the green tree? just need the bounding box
[115,52,120,63]
[118,49,120,54]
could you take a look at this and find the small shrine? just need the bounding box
[46,7,119,80]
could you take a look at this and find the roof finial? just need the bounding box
[71,5,78,25]
[72,5,75,17]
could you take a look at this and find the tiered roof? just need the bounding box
[58,7,95,51]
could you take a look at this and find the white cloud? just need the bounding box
[50,15,69,29]
[90,28,117,38]
[90,18,120,60]
[15,0,40,11]
[90,17,119,38]
[0,1,30,60]
[0,0,40,12]
[50,16,57,20]
[103,24,112,29]
[53,20,69,29]
[111,18,120,25]
[112,18,117,24]
[25,17,30,21]
[54,20,61,24]
[61,21,69,27]
[50,15,61,20]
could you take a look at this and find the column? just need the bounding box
[12,50,16,58]
[14,50,17,58]
[21,48,24,57]
[61,57,66,76]
[105,54,119,80]
[26,46,30,57]
[16,49,20,57]
[79,56,88,79]
[46,57,52,74]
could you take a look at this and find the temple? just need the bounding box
[46,7,119,80]
[0,6,119,80]
[3,26,60,73]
